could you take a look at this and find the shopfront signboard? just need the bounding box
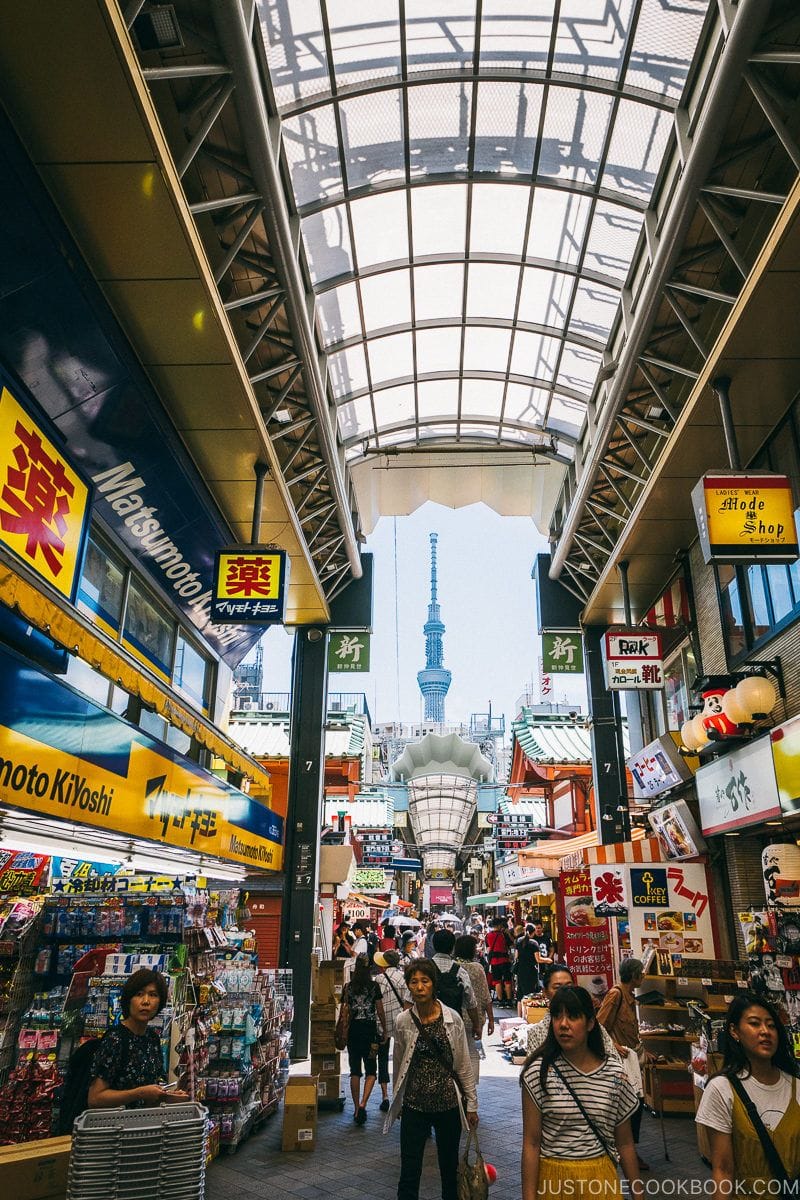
[0,379,91,602]
[603,631,663,690]
[771,714,800,816]
[0,848,50,895]
[328,632,370,672]
[211,546,289,624]
[353,868,387,891]
[627,862,716,964]
[692,472,798,564]
[696,735,782,835]
[628,734,694,799]
[0,645,283,871]
[647,800,706,860]
[558,868,614,1001]
[541,631,583,674]
[429,885,454,906]
[50,857,120,894]
[589,864,628,917]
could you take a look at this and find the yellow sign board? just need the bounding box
[692,472,798,563]
[0,722,283,871]
[212,545,289,624]
[0,385,91,598]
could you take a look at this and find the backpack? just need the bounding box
[366,930,379,966]
[58,1029,129,1134]
[436,963,465,1014]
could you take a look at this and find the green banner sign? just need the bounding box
[542,630,584,674]
[328,631,370,672]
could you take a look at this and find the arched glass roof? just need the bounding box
[259,0,710,464]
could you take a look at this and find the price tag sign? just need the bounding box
[701,978,712,987]
[776,955,793,969]
[736,979,748,988]
[676,977,688,987]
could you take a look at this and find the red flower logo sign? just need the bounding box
[594,871,625,908]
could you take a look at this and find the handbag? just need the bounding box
[728,1076,795,1184]
[551,1061,617,1164]
[457,1128,488,1200]
[334,985,351,1052]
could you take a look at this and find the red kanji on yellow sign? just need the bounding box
[224,554,274,598]
[0,386,90,598]
[212,546,289,624]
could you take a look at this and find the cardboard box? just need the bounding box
[311,1052,342,1077]
[309,1023,338,1055]
[524,1006,548,1025]
[282,1076,319,1152]
[310,998,337,1025]
[316,1074,342,1100]
[313,960,346,1003]
[0,1135,71,1200]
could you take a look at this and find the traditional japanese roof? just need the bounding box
[511,707,631,766]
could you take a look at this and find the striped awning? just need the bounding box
[583,837,664,865]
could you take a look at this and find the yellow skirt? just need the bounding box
[537,1154,622,1198]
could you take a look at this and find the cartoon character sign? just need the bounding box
[700,682,740,738]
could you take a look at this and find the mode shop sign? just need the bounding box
[692,472,798,564]
[603,631,663,690]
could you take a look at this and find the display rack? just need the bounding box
[0,897,43,1086]
[636,964,746,1116]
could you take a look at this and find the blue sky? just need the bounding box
[259,502,587,731]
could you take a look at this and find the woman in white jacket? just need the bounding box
[384,958,478,1200]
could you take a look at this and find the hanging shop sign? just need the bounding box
[762,844,800,909]
[211,546,289,624]
[391,858,423,872]
[557,868,614,1001]
[628,862,716,966]
[589,864,628,917]
[603,631,663,690]
[771,714,800,816]
[343,904,371,922]
[696,735,781,835]
[628,734,694,800]
[496,858,546,891]
[647,800,706,860]
[328,632,371,673]
[353,867,387,891]
[50,858,120,894]
[541,630,583,674]
[429,885,454,906]
[0,645,283,871]
[0,379,91,602]
[692,472,799,564]
[0,847,50,895]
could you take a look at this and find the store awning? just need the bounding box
[499,881,555,902]
[466,893,501,907]
[584,837,663,865]
[349,891,389,909]
[518,828,647,872]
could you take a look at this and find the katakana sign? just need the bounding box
[211,545,289,623]
[328,631,370,672]
[542,630,584,674]
[0,383,91,600]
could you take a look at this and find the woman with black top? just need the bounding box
[385,958,478,1200]
[344,954,387,1124]
[333,920,355,958]
[89,968,188,1108]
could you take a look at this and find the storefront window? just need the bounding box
[77,536,125,631]
[661,643,697,732]
[718,565,746,658]
[122,578,175,679]
[65,657,113,707]
[173,632,211,712]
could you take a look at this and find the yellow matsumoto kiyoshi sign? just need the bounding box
[0,385,91,599]
[692,472,799,564]
[0,720,283,872]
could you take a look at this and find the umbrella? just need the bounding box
[436,912,463,927]
[391,915,421,928]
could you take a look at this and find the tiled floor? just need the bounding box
[206,1031,710,1198]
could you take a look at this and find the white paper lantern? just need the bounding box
[735,674,777,719]
[680,719,703,751]
[691,713,710,746]
[721,688,750,726]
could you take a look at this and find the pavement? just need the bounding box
[206,1028,710,1199]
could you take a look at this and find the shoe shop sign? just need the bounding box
[603,630,664,690]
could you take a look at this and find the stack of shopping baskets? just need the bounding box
[67,1103,208,1200]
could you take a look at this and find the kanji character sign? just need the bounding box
[590,864,628,916]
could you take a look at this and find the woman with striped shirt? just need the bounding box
[520,985,643,1199]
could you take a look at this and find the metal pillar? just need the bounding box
[281,627,329,1060]
[584,626,630,845]
[711,376,742,470]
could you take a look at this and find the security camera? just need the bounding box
[568,710,578,719]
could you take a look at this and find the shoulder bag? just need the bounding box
[409,1010,465,1101]
[334,983,351,1051]
[728,1076,795,1184]
[456,1128,489,1200]
[550,1061,617,1163]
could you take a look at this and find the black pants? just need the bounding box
[377,1037,391,1085]
[631,1097,643,1144]
[398,1105,462,1200]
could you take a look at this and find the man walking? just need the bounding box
[373,950,412,1112]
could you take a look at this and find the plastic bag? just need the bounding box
[457,1129,488,1200]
